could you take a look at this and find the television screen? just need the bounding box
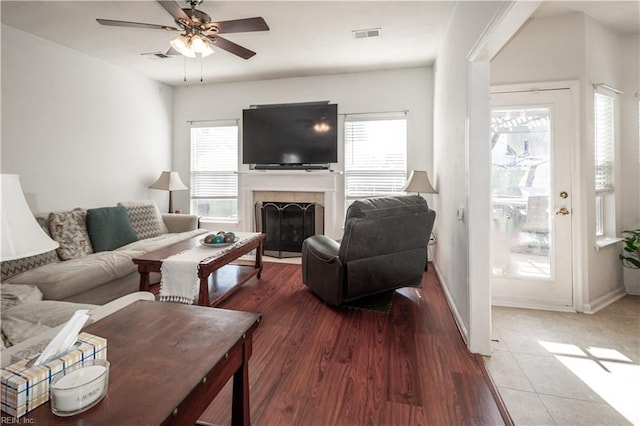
[242,103,338,168]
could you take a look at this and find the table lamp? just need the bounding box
[402,170,437,271]
[402,170,438,196]
[149,171,189,213]
[1,174,59,261]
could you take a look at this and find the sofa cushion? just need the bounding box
[118,200,169,239]
[2,301,97,347]
[1,284,43,311]
[117,228,208,253]
[5,250,142,301]
[48,209,93,260]
[87,206,139,252]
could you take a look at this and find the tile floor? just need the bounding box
[485,296,639,425]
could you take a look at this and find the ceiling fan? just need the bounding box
[96,0,269,59]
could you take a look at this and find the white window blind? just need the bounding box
[344,114,407,201]
[190,123,238,221]
[594,92,615,194]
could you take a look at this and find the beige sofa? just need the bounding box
[1,288,155,365]
[1,200,207,305]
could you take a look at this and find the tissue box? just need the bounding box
[0,332,107,418]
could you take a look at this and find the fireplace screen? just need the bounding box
[256,202,324,258]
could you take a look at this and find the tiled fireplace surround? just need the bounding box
[239,171,340,239]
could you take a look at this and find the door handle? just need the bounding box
[555,207,570,216]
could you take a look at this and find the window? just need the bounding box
[594,91,616,237]
[344,113,407,205]
[190,123,238,221]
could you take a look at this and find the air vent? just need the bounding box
[352,28,382,39]
[141,52,170,59]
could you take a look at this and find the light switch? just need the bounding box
[456,207,465,221]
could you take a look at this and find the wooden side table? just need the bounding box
[24,301,261,425]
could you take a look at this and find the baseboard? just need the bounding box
[582,287,627,314]
[433,262,469,345]
[491,298,576,313]
[475,354,514,426]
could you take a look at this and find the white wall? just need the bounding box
[583,15,626,306]
[432,1,505,350]
[490,14,584,83]
[1,25,174,214]
[171,67,434,236]
[490,13,639,308]
[620,34,640,294]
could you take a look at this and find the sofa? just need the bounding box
[1,200,207,305]
[301,195,435,305]
[1,286,155,365]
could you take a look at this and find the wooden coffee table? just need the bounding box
[24,300,261,425]
[132,233,266,307]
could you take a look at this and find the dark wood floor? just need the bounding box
[198,262,506,426]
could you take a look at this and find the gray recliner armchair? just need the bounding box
[301,195,436,306]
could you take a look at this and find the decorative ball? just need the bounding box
[224,233,235,243]
[204,234,215,244]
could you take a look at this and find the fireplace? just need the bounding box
[238,171,339,239]
[256,201,324,258]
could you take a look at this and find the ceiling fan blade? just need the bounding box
[212,17,269,34]
[96,18,178,31]
[205,35,256,60]
[166,47,181,56]
[157,0,192,25]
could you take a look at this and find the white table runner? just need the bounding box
[159,232,259,304]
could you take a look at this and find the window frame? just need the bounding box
[593,89,618,239]
[343,112,408,206]
[190,121,239,223]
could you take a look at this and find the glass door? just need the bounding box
[490,88,574,309]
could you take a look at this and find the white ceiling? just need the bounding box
[1,1,456,86]
[1,1,638,87]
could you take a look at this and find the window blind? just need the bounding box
[190,124,238,220]
[594,92,615,194]
[344,114,407,199]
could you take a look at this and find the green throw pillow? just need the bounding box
[86,206,138,252]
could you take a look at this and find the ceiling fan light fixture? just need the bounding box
[190,35,205,51]
[190,35,214,57]
[170,34,196,58]
[198,39,214,57]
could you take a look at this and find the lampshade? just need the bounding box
[169,35,196,58]
[170,34,214,58]
[1,174,59,261]
[402,170,438,195]
[149,171,189,191]
[149,171,189,213]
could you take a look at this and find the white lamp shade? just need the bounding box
[169,35,196,58]
[1,174,59,261]
[402,170,438,194]
[149,171,189,191]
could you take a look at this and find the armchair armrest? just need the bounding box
[162,214,199,233]
[301,235,344,305]
[303,235,340,262]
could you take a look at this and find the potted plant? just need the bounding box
[620,229,640,269]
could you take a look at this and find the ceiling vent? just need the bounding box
[141,51,171,60]
[352,28,382,39]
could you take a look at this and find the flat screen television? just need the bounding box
[242,103,338,169]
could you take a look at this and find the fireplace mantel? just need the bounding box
[238,171,340,238]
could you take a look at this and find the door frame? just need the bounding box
[489,82,582,312]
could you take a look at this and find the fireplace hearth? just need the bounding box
[256,201,324,258]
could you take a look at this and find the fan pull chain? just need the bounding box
[183,56,187,83]
[200,55,204,83]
